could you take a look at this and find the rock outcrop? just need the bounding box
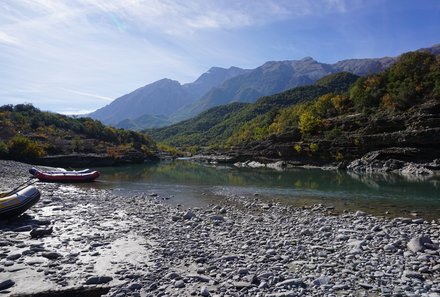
[205,100,440,175]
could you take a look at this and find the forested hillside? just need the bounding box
[223,51,440,166]
[0,104,156,163]
[151,50,440,166]
[150,72,359,147]
[228,51,440,145]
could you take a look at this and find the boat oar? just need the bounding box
[0,177,37,198]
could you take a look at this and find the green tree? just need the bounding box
[298,111,321,136]
[386,51,438,109]
[349,75,386,111]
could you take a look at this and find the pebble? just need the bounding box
[41,252,62,260]
[0,279,15,291]
[200,286,210,297]
[85,276,113,285]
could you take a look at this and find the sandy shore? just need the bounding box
[0,160,439,297]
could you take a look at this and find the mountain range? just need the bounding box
[88,44,440,130]
[89,66,248,127]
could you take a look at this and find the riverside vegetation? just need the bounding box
[150,51,440,172]
[0,104,158,166]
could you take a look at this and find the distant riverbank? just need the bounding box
[1,160,439,296]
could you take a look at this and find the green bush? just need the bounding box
[309,143,319,153]
[0,141,8,158]
[349,75,386,111]
[7,135,45,160]
[298,111,321,136]
[324,127,342,140]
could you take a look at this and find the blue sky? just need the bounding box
[0,0,439,115]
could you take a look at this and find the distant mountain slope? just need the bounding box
[115,114,171,131]
[171,57,395,122]
[89,78,186,125]
[89,67,248,126]
[149,72,359,146]
[183,66,250,99]
[332,57,395,76]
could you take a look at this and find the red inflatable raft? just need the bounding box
[29,167,100,183]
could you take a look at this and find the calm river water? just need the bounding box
[84,160,440,220]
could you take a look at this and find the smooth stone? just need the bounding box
[336,234,349,241]
[0,279,15,291]
[6,254,21,261]
[210,215,225,221]
[257,272,274,279]
[186,274,210,282]
[275,278,305,288]
[41,252,62,260]
[183,211,196,220]
[234,281,252,289]
[355,211,367,217]
[371,225,381,232]
[85,276,113,285]
[300,229,312,236]
[13,225,33,232]
[359,282,373,289]
[200,286,210,297]
[166,272,180,279]
[419,266,430,273]
[219,255,238,261]
[384,244,397,252]
[313,275,330,286]
[402,270,424,280]
[333,283,349,290]
[128,283,142,291]
[347,239,366,251]
[174,280,185,288]
[266,249,276,255]
[3,261,14,267]
[266,291,296,297]
[407,236,433,253]
[30,227,53,238]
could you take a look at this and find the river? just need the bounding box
[81,160,440,220]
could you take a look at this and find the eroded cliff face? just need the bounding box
[218,100,440,170]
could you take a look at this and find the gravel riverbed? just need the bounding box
[0,160,439,297]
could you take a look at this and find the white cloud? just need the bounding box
[0,0,362,113]
[59,88,113,101]
[58,108,97,116]
[0,31,19,45]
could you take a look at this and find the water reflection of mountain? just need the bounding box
[80,160,440,220]
[96,161,440,201]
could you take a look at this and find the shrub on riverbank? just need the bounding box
[0,104,157,162]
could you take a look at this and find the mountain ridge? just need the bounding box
[89,44,440,129]
[90,66,249,126]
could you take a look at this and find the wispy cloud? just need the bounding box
[0,0,433,115]
[59,88,113,101]
[0,31,19,45]
[58,108,97,116]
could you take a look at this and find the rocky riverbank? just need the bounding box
[0,160,439,296]
[189,99,440,178]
